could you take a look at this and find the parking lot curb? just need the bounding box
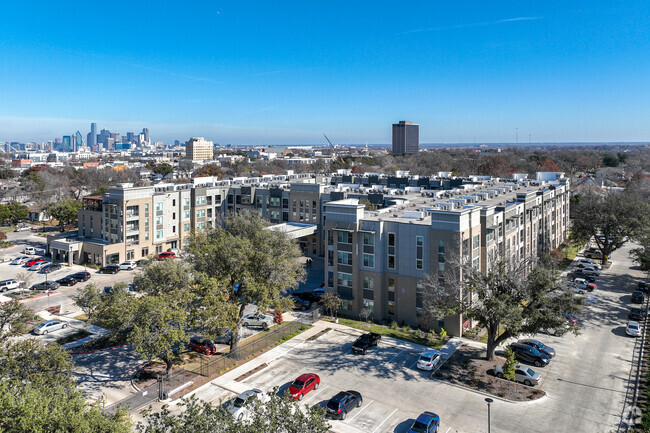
[69,344,124,356]
[431,376,549,405]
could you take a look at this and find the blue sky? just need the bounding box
[1,1,649,145]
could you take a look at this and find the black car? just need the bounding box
[71,271,91,281]
[291,296,312,311]
[509,343,551,367]
[628,307,646,321]
[568,271,596,284]
[99,265,120,274]
[292,291,321,304]
[40,263,62,274]
[57,276,78,286]
[632,291,646,304]
[31,281,61,291]
[638,282,649,294]
[351,333,381,355]
[517,339,556,358]
[326,391,363,420]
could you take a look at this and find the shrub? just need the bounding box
[439,328,447,339]
[390,321,398,330]
[273,310,283,325]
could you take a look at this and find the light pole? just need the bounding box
[485,397,493,433]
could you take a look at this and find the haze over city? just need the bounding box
[1,1,649,144]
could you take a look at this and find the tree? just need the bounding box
[0,300,34,342]
[501,347,517,382]
[45,198,82,231]
[602,154,620,167]
[321,293,343,318]
[136,392,330,433]
[630,230,650,271]
[0,339,132,432]
[72,283,104,320]
[571,190,650,264]
[185,212,305,351]
[0,202,29,225]
[151,163,173,177]
[422,258,582,361]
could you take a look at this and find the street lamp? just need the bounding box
[485,397,494,433]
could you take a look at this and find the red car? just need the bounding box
[157,251,177,260]
[188,337,219,355]
[23,258,45,267]
[287,373,320,401]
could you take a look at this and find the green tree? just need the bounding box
[72,283,104,320]
[321,293,343,318]
[423,258,582,361]
[185,212,305,351]
[630,230,650,271]
[571,190,650,264]
[0,339,132,432]
[501,347,517,382]
[152,163,173,176]
[0,300,34,342]
[602,154,620,167]
[0,201,29,225]
[45,198,82,231]
[137,392,330,433]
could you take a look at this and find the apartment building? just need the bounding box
[185,137,214,161]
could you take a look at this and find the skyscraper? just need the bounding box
[142,128,149,144]
[392,120,419,154]
[75,131,83,151]
[88,123,97,149]
[61,135,72,152]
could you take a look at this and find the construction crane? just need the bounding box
[323,133,335,149]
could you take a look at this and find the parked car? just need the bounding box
[10,256,30,265]
[494,363,542,386]
[576,258,602,270]
[33,320,68,335]
[628,307,646,321]
[583,247,603,260]
[291,296,312,310]
[242,313,274,330]
[0,279,21,292]
[326,390,363,420]
[157,251,177,260]
[632,291,646,304]
[40,263,62,273]
[188,337,221,355]
[119,261,137,270]
[581,266,601,276]
[287,373,320,400]
[29,261,50,271]
[567,282,587,295]
[23,257,45,267]
[227,389,266,420]
[31,281,60,291]
[416,349,443,371]
[517,339,556,358]
[212,329,233,345]
[637,281,649,294]
[573,278,597,292]
[509,343,551,367]
[313,287,325,296]
[71,271,91,281]
[407,411,440,433]
[563,313,579,326]
[15,224,31,232]
[23,247,38,255]
[98,265,120,274]
[568,271,596,283]
[292,291,322,304]
[351,332,381,355]
[626,321,642,337]
[57,276,78,286]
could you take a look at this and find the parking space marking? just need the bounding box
[302,384,330,404]
[444,427,451,433]
[371,408,398,433]
[347,399,373,422]
[386,349,405,364]
[268,341,305,363]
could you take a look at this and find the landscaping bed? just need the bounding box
[434,345,545,401]
[68,334,123,353]
[55,329,92,345]
[331,317,445,349]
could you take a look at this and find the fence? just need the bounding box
[104,309,320,414]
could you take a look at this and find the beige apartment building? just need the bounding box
[185,137,214,161]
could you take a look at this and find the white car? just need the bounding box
[417,349,443,371]
[567,282,587,295]
[582,266,601,276]
[576,258,601,270]
[23,247,38,255]
[0,279,21,292]
[15,225,31,232]
[33,320,69,335]
[626,321,641,337]
[494,364,542,386]
[119,261,137,270]
[242,313,274,329]
[228,389,266,420]
[10,256,30,265]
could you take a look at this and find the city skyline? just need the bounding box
[1,1,649,144]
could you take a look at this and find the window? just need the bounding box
[337,231,352,243]
[155,202,163,211]
[438,262,445,272]
[207,196,212,206]
[473,256,480,269]
[144,231,149,241]
[363,233,374,246]
[172,199,176,206]
[144,203,149,213]
[270,197,280,206]
[141,247,148,257]
[197,222,205,229]
[156,230,163,239]
[126,250,134,260]
[416,282,423,315]
[337,272,352,287]
[196,209,205,218]
[363,276,374,290]
[184,197,190,206]
[184,210,190,219]
[363,254,374,268]
[473,234,480,250]
[172,212,176,220]
[337,251,352,265]
[155,216,163,225]
[438,240,445,253]
[183,223,190,232]
[416,235,424,270]
[388,233,396,269]
[195,196,206,205]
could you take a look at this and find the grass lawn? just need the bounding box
[55,329,92,345]
[0,227,14,233]
[479,325,506,344]
[335,317,445,349]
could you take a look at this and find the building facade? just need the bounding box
[186,137,214,161]
[392,120,419,154]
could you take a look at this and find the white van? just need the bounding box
[0,279,21,292]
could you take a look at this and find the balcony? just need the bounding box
[126,212,139,220]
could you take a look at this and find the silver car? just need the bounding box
[33,320,69,335]
[242,313,274,330]
[227,388,266,420]
[10,256,30,265]
[494,363,542,386]
[29,261,49,271]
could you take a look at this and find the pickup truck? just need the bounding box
[351,332,381,355]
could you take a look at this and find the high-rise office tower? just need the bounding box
[75,131,83,151]
[98,129,111,149]
[88,123,97,149]
[142,128,150,144]
[392,120,419,154]
[61,135,72,152]
[126,132,135,144]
